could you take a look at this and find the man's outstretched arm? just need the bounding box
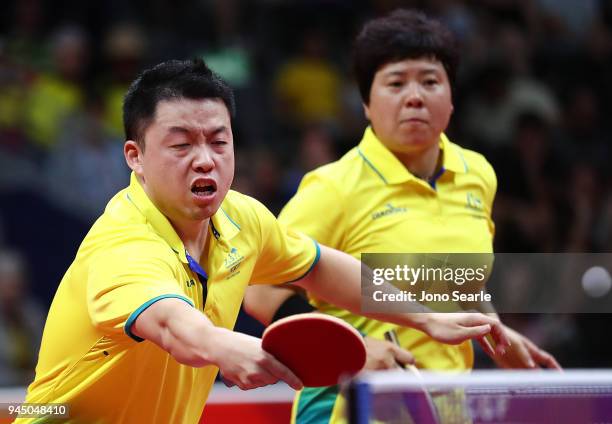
[131,297,303,390]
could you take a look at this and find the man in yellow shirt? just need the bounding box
[245,10,560,424]
[19,58,509,423]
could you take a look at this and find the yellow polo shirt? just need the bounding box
[281,127,496,423]
[20,173,319,424]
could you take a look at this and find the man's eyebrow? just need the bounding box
[205,126,230,137]
[168,125,227,134]
[167,126,191,134]
[166,125,230,137]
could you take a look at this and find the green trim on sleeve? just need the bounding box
[124,294,194,342]
[286,239,321,284]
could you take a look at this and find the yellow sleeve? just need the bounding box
[87,237,193,341]
[249,197,320,285]
[278,171,346,249]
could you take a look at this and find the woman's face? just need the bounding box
[365,57,453,154]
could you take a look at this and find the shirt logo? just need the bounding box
[372,203,408,220]
[466,192,484,211]
[224,247,244,278]
[186,279,196,287]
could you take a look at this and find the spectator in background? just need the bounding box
[249,149,286,215]
[101,22,148,138]
[22,25,89,153]
[3,0,48,73]
[460,58,559,152]
[282,124,337,200]
[492,112,566,252]
[0,44,30,155]
[536,0,600,40]
[44,91,129,222]
[565,163,606,252]
[556,84,608,169]
[0,43,38,191]
[0,249,45,386]
[273,30,343,132]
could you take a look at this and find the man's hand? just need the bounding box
[490,326,562,370]
[363,337,415,370]
[209,329,304,390]
[419,313,511,356]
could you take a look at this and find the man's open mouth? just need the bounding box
[191,182,217,195]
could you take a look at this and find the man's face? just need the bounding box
[126,98,234,224]
[364,57,453,154]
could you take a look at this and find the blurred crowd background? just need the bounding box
[1,0,611,386]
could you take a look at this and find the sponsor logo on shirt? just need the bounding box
[466,192,484,211]
[372,203,408,220]
[224,247,244,278]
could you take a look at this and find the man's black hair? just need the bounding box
[123,58,235,147]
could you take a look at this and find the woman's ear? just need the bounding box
[363,103,371,121]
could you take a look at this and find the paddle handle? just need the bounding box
[384,330,423,378]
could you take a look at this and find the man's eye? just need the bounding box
[212,141,228,145]
[171,143,190,149]
[387,81,403,88]
[424,79,439,86]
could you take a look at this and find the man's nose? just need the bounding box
[193,145,214,172]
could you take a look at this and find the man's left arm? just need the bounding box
[293,245,511,353]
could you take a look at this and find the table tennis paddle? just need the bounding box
[262,313,366,387]
[385,330,440,424]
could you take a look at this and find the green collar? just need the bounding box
[357,126,468,185]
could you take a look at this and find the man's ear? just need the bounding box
[124,140,143,175]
